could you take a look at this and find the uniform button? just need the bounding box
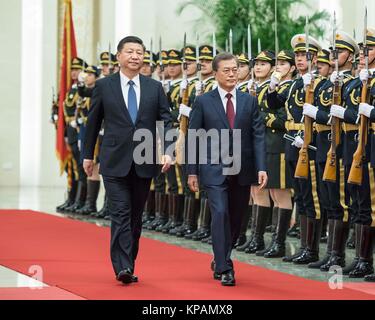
[272,130,275,133]
[289,106,292,109]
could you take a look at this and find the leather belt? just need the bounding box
[342,123,359,132]
[285,121,304,131]
[315,124,331,133]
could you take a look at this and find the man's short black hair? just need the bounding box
[117,36,146,52]
[212,53,239,72]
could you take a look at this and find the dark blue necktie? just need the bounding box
[128,80,138,124]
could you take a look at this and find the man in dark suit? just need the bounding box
[187,53,267,286]
[83,36,173,285]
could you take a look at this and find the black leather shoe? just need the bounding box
[221,270,236,286]
[117,269,135,284]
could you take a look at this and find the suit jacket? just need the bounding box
[84,72,173,178]
[186,88,266,186]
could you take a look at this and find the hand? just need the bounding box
[302,73,312,87]
[99,128,105,136]
[78,71,86,84]
[195,81,204,95]
[77,117,84,125]
[162,80,170,94]
[292,135,304,149]
[212,81,218,90]
[70,120,78,128]
[83,159,94,177]
[247,79,255,92]
[180,78,188,93]
[359,69,369,82]
[53,115,58,121]
[330,71,339,84]
[269,72,281,92]
[179,103,192,118]
[188,175,199,192]
[330,104,346,119]
[161,155,172,173]
[258,171,268,190]
[303,103,318,120]
[359,103,374,118]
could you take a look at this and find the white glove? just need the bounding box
[70,120,78,128]
[359,69,369,82]
[212,81,218,90]
[195,81,204,95]
[53,115,58,121]
[247,79,255,92]
[303,103,318,120]
[330,71,339,84]
[359,103,374,118]
[269,72,281,92]
[78,72,86,84]
[179,103,192,118]
[330,104,346,119]
[162,80,170,94]
[180,78,188,95]
[292,135,304,149]
[77,117,84,125]
[99,128,105,136]
[302,73,313,87]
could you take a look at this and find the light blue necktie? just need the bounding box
[128,80,138,124]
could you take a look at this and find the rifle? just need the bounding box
[159,36,167,93]
[348,8,369,185]
[176,33,190,165]
[295,16,315,179]
[247,24,257,96]
[108,42,113,75]
[150,38,154,74]
[323,11,342,182]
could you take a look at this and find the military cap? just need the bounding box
[330,30,360,55]
[317,49,331,65]
[85,65,100,77]
[291,34,322,53]
[199,45,216,61]
[71,57,88,70]
[237,53,250,64]
[167,49,182,64]
[255,50,276,66]
[100,52,112,65]
[111,53,118,64]
[143,50,157,66]
[359,27,375,47]
[277,50,295,64]
[182,46,197,61]
[156,50,169,65]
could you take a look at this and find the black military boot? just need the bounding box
[256,207,279,256]
[349,225,374,278]
[283,214,307,262]
[346,224,356,249]
[264,208,293,258]
[320,220,349,271]
[287,212,300,238]
[179,197,197,238]
[190,198,211,240]
[148,192,167,230]
[170,196,193,236]
[57,181,77,213]
[293,217,321,264]
[237,205,257,252]
[142,190,155,223]
[77,180,100,216]
[245,206,270,254]
[308,219,334,269]
[234,204,252,248]
[343,224,361,275]
[65,181,87,213]
[161,194,180,233]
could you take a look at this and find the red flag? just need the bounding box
[56,0,77,174]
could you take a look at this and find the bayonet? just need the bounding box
[213,32,217,56]
[275,0,279,65]
[225,38,229,52]
[229,29,233,54]
[258,38,262,53]
[196,32,201,82]
[108,42,113,74]
[150,38,154,70]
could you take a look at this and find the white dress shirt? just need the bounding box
[217,85,237,114]
[119,71,141,110]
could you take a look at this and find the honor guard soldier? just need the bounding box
[99,52,113,77]
[358,27,375,282]
[277,34,323,265]
[328,30,375,278]
[75,65,102,216]
[62,57,89,214]
[236,53,251,92]
[140,50,156,77]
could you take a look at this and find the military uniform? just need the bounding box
[236,53,251,93]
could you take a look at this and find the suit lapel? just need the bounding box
[234,90,244,128]
[211,89,230,129]
[110,72,134,125]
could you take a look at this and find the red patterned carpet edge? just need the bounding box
[0,210,373,300]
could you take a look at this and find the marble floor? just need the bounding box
[0,186,372,291]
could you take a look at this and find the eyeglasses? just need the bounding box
[220,68,238,75]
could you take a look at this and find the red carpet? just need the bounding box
[0,210,374,300]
